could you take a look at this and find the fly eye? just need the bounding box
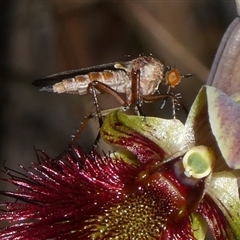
[182,146,215,179]
[165,69,181,88]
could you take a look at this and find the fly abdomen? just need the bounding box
[51,70,127,95]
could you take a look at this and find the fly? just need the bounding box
[33,55,193,144]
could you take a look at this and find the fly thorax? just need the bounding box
[140,62,164,96]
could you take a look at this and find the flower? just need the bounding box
[1,85,240,239]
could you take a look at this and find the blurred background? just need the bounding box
[0,1,237,238]
[0,0,237,174]
[0,1,237,166]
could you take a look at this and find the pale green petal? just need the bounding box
[101,110,193,162]
[185,86,228,171]
[185,86,214,148]
[207,171,240,239]
[117,114,191,157]
[207,86,240,169]
[185,86,208,135]
[110,150,141,165]
[231,91,240,104]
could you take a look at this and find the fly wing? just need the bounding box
[32,61,120,90]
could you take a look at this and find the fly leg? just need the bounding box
[90,81,130,149]
[160,86,181,118]
[72,80,129,148]
[143,89,187,118]
[71,82,103,147]
[71,112,96,144]
[171,92,189,116]
[71,108,126,147]
[131,69,145,117]
[88,83,103,149]
[159,85,171,110]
